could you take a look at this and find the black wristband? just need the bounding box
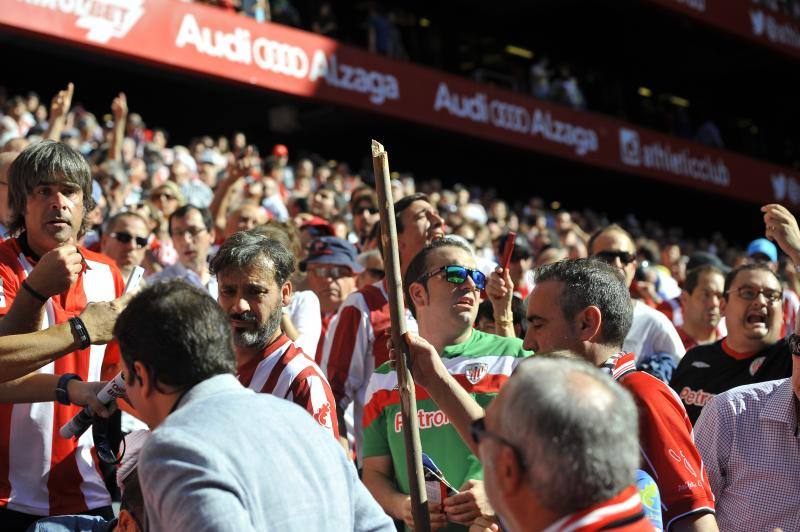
[21,280,47,302]
[56,373,82,406]
[69,317,92,350]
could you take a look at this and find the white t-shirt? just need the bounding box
[624,299,686,365]
[285,290,322,356]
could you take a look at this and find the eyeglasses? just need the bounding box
[308,265,353,279]
[469,417,526,469]
[151,192,176,201]
[726,286,782,304]
[354,206,379,216]
[416,265,487,290]
[172,226,207,239]
[110,231,149,249]
[594,250,636,266]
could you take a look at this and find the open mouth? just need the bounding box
[746,312,768,326]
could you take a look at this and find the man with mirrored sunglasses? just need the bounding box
[362,238,530,530]
[589,224,685,382]
[671,205,799,425]
[101,212,151,282]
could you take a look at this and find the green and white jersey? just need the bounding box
[362,329,531,518]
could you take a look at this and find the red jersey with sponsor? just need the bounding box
[543,486,651,531]
[0,237,124,516]
[603,352,715,529]
[238,334,339,439]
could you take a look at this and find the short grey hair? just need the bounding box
[210,229,295,286]
[499,357,639,515]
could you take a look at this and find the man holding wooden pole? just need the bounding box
[321,185,445,464]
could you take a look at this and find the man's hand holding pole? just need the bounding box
[371,139,430,532]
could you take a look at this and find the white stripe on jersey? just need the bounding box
[364,354,523,407]
[272,353,317,399]
[83,260,117,302]
[249,342,292,393]
[8,401,53,514]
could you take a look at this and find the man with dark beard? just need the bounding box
[211,230,339,439]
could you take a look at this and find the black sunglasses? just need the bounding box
[110,231,149,249]
[354,206,379,215]
[417,265,487,290]
[595,250,636,266]
[469,417,526,469]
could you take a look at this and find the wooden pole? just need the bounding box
[371,139,430,532]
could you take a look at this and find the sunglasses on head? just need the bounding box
[110,231,149,249]
[595,250,636,266]
[417,265,487,290]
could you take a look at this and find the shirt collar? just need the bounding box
[759,378,797,426]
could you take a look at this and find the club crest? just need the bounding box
[465,363,488,385]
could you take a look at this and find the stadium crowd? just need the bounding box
[0,79,798,532]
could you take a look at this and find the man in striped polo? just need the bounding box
[0,141,124,529]
[212,230,339,439]
[362,238,531,530]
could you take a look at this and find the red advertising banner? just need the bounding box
[1,0,799,209]
[645,0,800,61]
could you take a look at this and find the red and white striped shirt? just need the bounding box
[320,281,417,463]
[543,486,651,532]
[237,334,339,439]
[0,237,123,516]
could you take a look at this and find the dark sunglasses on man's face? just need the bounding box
[111,231,149,249]
[595,250,636,266]
[354,206,379,216]
[417,265,487,290]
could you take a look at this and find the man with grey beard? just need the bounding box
[211,230,339,439]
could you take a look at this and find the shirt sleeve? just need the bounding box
[693,395,730,502]
[321,295,371,411]
[361,378,390,459]
[652,310,686,361]
[288,371,340,440]
[350,458,396,532]
[622,373,715,530]
[288,291,322,356]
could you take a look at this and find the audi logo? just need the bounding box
[252,38,309,79]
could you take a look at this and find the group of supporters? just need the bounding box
[0,82,797,532]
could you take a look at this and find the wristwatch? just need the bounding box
[55,373,82,406]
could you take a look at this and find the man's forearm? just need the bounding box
[0,322,80,383]
[671,512,718,532]
[0,373,59,403]
[362,465,407,520]
[0,290,47,336]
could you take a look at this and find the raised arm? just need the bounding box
[108,92,128,162]
[44,82,74,142]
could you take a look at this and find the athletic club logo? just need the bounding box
[464,363,488,385]
[749,356,766,376]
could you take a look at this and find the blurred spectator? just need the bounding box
[311,2,338,38]
[150,205,217,297]
[300,237,362,362]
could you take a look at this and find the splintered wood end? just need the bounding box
[371,139,385,158]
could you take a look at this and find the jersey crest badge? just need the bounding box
[465,363,488,385]
[749,356,766,376]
